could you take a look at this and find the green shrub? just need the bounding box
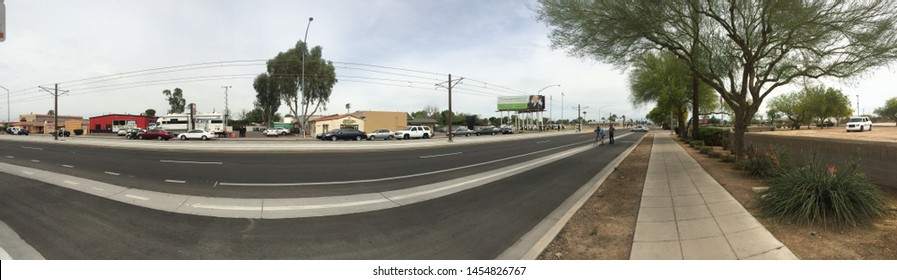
[74,129,84,135]
[735,145,787,177]
[758,158,888,227]
[689,140,704,149]
[698,127,724,146]
[708,151,721,158]
[721,154,736,163]
[700,146,712,154]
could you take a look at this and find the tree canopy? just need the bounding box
[538,0,897,157]
[874,97,897,125]
[628,52,717,133]
[252,73,281,127]
[162,88,186,114]
[266,40,338,135]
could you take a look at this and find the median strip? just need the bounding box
[159,159,223,165]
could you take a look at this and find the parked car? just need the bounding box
[136,129,173,140]
[265,128,281,137]
[845,117,872,132]
[178,129,215,140]
[322,128,367,141]
[6,127,28,135]
[270,127,290,135]
[500,126,514,134]
[394,125,432,139]
[450,127,472,137]
[124,128,146,139]
[367,129,395,140]
[630,125,649,132]
[52,128,71,137]
[475,126,498,136]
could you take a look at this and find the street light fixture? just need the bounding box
[300,16,313,138]
[597,105,612,125]
[537,84,560,130]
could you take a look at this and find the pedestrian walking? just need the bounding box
[609,124,616,144]
[595,125,605,146]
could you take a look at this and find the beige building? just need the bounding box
[13,114,87,134]
[310,111,407,135]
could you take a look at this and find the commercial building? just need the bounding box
[13,114,87,134]
[309,111,407,135]
[89,114,159,133]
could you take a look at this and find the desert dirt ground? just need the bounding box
[537,129,896,260]
[756,122,897,142]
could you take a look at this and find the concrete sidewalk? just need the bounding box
[630,133,797,260]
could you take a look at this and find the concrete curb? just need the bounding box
[496,132,648,259]
[0,221,45,260]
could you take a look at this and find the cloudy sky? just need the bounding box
[1,0,894,124]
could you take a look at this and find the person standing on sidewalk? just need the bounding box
[608,124,616,144]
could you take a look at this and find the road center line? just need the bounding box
[419,152,463,159]
[104,171,120,176]
[536,140,551,144]
[159,159,223,165]
[5,156,13,159]
[165,179,187,184]
[62,180,80,185]
[30,160,40,163]
[125,194,149,201]
[61,165,74,168]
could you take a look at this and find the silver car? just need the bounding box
[367,129,394,140]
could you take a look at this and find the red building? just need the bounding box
[89,114,159,133]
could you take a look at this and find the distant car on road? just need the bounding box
[323,128,367,141]
[475,126,497,136]
[630,125,649,132]
[367,129,395,140]
[450,127,472,137]
[137,129,173,140]
[178,129,215,140]
[845,117,872,132]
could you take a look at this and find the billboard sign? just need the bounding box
[497,95,545,112]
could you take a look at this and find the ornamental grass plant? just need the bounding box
[758,157,888,227]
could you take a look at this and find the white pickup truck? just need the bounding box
[394,125,432,139]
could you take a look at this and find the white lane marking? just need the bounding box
[159,159,223,165]
[190,204,260,211]
[165,179,187,184]
[62,180,80,185]
[125,194,149,201]
[219,138,594,187]
[61,165,74,168]
[21,146,44,151]
[418,152,463,159]
[537,140,551,144]
[104,171,120,176]
[92,187,106,191]
[5,156,13,159]
[30,160,40,163]
[21,171,34,175]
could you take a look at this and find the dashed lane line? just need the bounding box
[61,165,74,168]
[165,179,187,184]
[104,171,120,176]
[160,159,223,165]
[418,152,463,159]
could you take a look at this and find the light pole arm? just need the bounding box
[537,84,561,95]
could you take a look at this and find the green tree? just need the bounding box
[538,0,897,157]
[47,109,54,115]
[873,97,897,125]
[267,40,338,135]
[628,52,716,135]
[253,73,281,127]
[144,109,156,117]
[803,85,852,128]
[768,91,811,129]
[162,88,186,114]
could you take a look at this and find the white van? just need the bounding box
[845,117,872,132]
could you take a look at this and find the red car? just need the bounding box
[136,129,174,140]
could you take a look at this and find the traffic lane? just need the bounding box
[0,135,640,259]
[0,134,598,198]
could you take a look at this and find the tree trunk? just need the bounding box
[691,72,700,140]
[732,108,750,159]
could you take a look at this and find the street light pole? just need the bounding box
[537,84,560,131]
[300,17,314,138]
[0,85,9,123]
[561,92,564,128]
[856,94,860,117]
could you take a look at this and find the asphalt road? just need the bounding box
[0,133,643,259]
[1,133,598,198]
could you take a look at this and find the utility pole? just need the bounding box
[0,85,9,123]
[577,104,581,132]
[300,16,314,138]
[39,83,68,141]
[856,94,860,117]
[561,92,564,128]
[436,74,463,142]
[222,86,231,134]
